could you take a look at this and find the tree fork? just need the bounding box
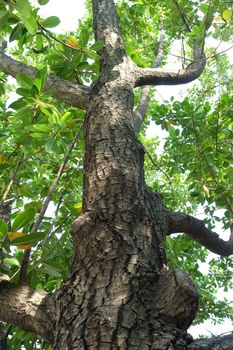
[51,70,199,348]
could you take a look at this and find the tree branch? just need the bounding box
[0,280,54,343]
[134,40,205,87]
[92,0,120,41]
[0,154,23,208]
[188,332,233,350]
[92,0,126,65]
[0,52,90,109]
[167,211,233,256]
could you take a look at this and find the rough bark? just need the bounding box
[51,5,200,343]
[167,211,233,256]
[0,280,55,343]
[135,39,205,87]
[134,60,205,87]
[188,332,233,349]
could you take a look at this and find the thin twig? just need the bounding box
[18,125,83,284]
[202,152,233,215]
[215,84,221,156]
[190,110,232,216]
[41,197,62,247]
[0,154,23,207]
[37,21,84,52]
[31,218,71,272]
[0,149,43,208]
[144,147,172,186]
[172,0,192,32]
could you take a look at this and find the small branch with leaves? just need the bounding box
[0,52,90,109]
[18,125,83,284]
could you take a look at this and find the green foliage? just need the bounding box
[142,52,233,325]
[42,16,60,28]
[12,207,36,231]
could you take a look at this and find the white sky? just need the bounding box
[34,0,233,338]
[36,0,86,32]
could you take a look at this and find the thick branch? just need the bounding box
[0,52,90,109]
[0,280,54,343]
[167,211,233,256]
[135,59,205,87]
[92,0,126,65]
[188,332,233,350]
[92,0,120,41]
[134,41,205,87]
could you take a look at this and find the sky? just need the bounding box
[36,0,86,32]
[32,0,233,339]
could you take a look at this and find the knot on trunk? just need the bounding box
[154,268,199,330]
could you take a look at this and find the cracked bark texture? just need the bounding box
[52,87,198,346]
[1,0,233,349]
[0,281,55,343]
[52,27,199,349]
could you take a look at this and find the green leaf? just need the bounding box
[15,0,38,35]
[9,23,25,42]
[8,98,28,110]
[74,202,82,214]
[199,4,209,14]
[79,28,89,47]
[90,40,104,51]
[16,88,32,97]
[45,139,59,153]
[12,207,36,232]
[8,14,21,25]
[9,231,46,246]
[43,16,60,28]
[61,111,72,123]
[16,73,33,89]
[0,220,8,235]
[33,124,50,133]
[38,0,49,4]
[31,124,51,133]
[3,257,20,267]
[41,261,62,277]
[35,34,44,51]
[18,184,35,198]
[34,67,48,92]
[31,132,47,139]
[83,48,101,61]
[15,0,31,18]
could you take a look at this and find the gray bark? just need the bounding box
[0,280,55,343]
[167,211,233,256]
[188,332,233,349]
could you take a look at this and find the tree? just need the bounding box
[0,0,233,348]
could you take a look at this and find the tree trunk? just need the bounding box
[52,68,199,349]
